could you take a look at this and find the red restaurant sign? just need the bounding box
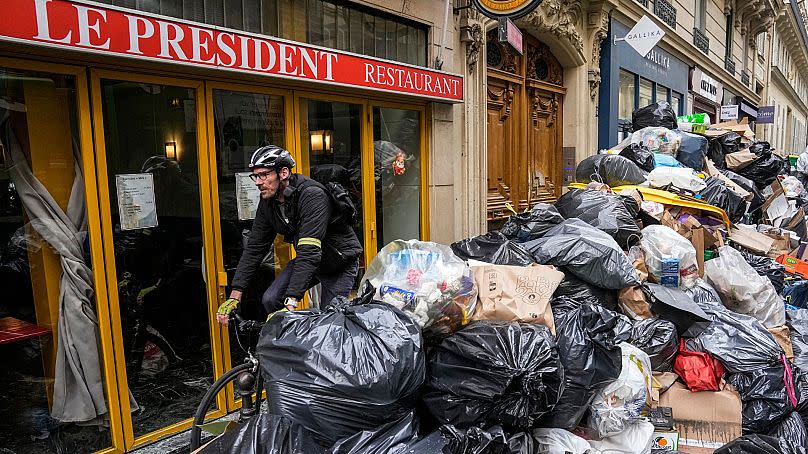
[0,0,464,102]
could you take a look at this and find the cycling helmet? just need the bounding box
[249,145,296,170]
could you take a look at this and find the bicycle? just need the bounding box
[188,311,264,451]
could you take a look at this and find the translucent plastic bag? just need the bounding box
[589,343,652,437]
[783,176,806,198]
[704,246,785,329]
[533,428,592,454]
[647,167,707,191]
[640,225,699,289]
[589,420,654,454]
[362,240,478,339]
[631,127,682,156]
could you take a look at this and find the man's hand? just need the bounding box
[217,298,239,325]
[284,297,298,311]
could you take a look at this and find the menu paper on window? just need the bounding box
[116,173,158,230]
[236,172,261,220]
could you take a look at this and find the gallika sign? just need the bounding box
[0,0,464,102]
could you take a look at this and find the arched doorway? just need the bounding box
[486,30,565,230]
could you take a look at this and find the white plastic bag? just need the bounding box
[534,428,594,454]
[589,343,653,437]
[797,150,808,174]
[630,127,682,156]
[589,420,654,454]
[640,225,699,289]
[704,245,785,328]
[361,239,478,338]
[647,167,707,192]
[782,176,805,198]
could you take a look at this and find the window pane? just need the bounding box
[0,67,112,454]
[363,13,376,57]
[373,108,421,249]
[307,0,324,46]
[322,0,337,49]
[671,92,682,115]
[243,0,261,33]
[639,78,653,108]
[336,5,349,51]
[375,17,385,59]
[619,70,635,120]
[656,84,669,104]
[224,0,244,30]
[261,0,279,36]
[349,8,363,53]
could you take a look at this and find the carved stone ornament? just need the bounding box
[517,0,585,60]
[465,22,484,71]
[526,42,564,85]
[588,68,602,99]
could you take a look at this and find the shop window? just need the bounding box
[0,68,111,453]
[639,78,653,108]
[618,70,636,122]
[95,0,428,66]
[671,92,683,115]
[656,84,670,104]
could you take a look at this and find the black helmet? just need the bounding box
[249,145,296,170]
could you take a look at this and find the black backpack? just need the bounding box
[323,181,358,226]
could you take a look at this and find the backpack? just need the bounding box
[323,181,358,226]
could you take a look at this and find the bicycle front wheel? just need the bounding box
[189,362,255,451]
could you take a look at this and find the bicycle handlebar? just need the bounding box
[230,312,261,332]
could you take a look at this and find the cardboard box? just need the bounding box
[658,382,742,452]
[652,431,679,451]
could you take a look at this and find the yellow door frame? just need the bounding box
[202,81,294,412]
[88,69,227,450]
[0,57,126,453]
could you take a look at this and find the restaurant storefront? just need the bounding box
[0,0,463,452]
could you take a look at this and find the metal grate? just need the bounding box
[741,70,750,85]
[654,0,677,29]
[693,28,709,54]
[724,57,736,75]
[635,0,649,7]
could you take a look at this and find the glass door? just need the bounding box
[90,71,225,448]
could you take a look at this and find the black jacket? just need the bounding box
[231,174,362,299]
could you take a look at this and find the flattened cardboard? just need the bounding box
[725,151,758,171]
[729,226,775,255]
[658,381,741,452]
[768,325,794,360]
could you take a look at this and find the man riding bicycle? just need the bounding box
[216,145,362,324]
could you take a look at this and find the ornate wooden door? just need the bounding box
[486,31,565,228]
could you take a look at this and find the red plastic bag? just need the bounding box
[673,339,725,391]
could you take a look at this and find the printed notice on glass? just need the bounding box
[115,173,158,230]
[236,172,261,220]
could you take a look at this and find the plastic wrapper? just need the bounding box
[677,112,711,128]
[640,225,700,289]
[500,203,564,242]
[552,269,618,310]
[329,412,418,454]
[539,303,633,429]
[532,428,592,454]
[423,321,564,429]
[258,294,425,446]
[677,131,708,170]
[738,151,786,190]
[197,412,324,454]
[589,420,655,454]
[788,310,808,372]
[440,425,535,454]
[799,152,808,174]
[700,177,748,224]
[632,101,678,131]
[451,232,534,266]
[575,154,647,187]
[784,175,806,198]
[653,153,682,167]
[524,219,641,290]
[727,364,799,435]
[647,167,707,191]
[716,434,803,454]
[643,283,712,338]
[554,189,641,247]
[707,132,742,169]
[684,278,723,305]
[705,246,785,329]
[785,280,808,309]
[362,240,478,339]
[630,317,679,371]
[619,143,656,172]
[766,410,807,453]
[631,127,682,155]
[589,343,653,437]
[674,338,725,391]
[739,249,785,294]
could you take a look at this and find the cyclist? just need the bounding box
[216,145,362,324]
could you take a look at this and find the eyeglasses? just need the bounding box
[249,170,274,182]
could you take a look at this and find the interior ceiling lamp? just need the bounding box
[164,141,177,160]
[310,130,333,153]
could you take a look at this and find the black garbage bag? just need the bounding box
[415,425,535,454]
[500,203,565,242]
[720,169,766,213]
[749,141,773,155]
[700,177,748,224]
[539,303,633,429]
[396,430,451,453]
[632,101,678,131]
[552,269,619,310]
[423,321,564,430]
[329,412,419,454]
[677,131,708,170]
[716,434,802,454]
[197,413,324,454]
[707,132,743,169]
[767,411,808,453]
[258,294,426,446]
[685,301,783,373]
[619,143,656,172]
[643,283,712,338]
[523,219,641,290]
[575,154,647,187]
[738,151,786,190]
[739,250,786,294]
[727,365,798,434]
[451,232,535,266]
[630,318,679,371]
[788,310,808,372]
[554,189,641,247]
[786,280,808,309]
[684,278,723,305]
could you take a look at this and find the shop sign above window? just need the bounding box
[691,67,723,104]
[757,105,775,124]
[472,0,544,19]
[0,0,464,103]
[720,105,739,121]
[617,15,665,58]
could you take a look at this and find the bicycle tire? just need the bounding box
[189,362,255,451]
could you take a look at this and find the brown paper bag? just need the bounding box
[768,326,794,361]
[618,286,653,320]
[725,151,758,171]
[471,264,563,334]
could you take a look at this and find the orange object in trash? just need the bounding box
[776,255,808,278]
